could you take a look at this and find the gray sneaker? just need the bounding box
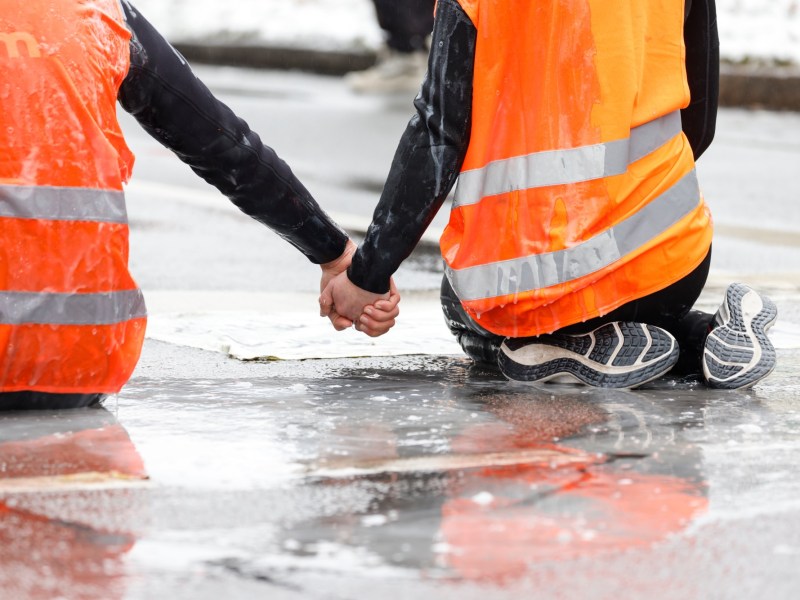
[498,322,679,389]
[703,283,778,389]
[345,49,427,94]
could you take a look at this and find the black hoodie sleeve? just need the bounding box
[116,1,348,264]
[347,0,477,294]
[682,0,719,159]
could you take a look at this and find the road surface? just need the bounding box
[1,66,799,600]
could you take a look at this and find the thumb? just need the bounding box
[330,312,354,331]
[319,280,335,317]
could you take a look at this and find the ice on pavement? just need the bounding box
[133,0,800,65]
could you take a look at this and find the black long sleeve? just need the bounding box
[682,0,719,159]
[116,1,348,264]
[347,0,477,294]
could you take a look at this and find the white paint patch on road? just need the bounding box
[0,472,151,494]
[145,301,463,361]
[143,285,800,360]
[770,321,800,350]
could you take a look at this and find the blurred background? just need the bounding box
[120,0,800,301]
[132,0,799,67]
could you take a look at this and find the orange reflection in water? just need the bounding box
[440,460,707,582]
[0,411,147,599]
[435,393,708,583]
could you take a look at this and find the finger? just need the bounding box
[320,302,331,318]
[373,297,400,312]
[363,322,393,337]
[319,283,335,317]
[329,310,353,331]
[359,314,396,334]
[332,318,352,331]
[371,299,400,314]
[362,305,399,324]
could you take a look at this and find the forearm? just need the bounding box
[682,0,719,159]
[348,0,476,293]
[117,1,348,264]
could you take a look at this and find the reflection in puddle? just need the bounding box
[4,353,798,596]
[269,383,710,583]
[0,409,147,599]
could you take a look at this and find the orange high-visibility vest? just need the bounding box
[0,0,145,394]
[441,0,713,338]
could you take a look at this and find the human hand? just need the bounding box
[320,274,400,337]
[319,240,357,330]
[356,280,400,337]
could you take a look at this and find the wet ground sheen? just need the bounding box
[2,341,799,600]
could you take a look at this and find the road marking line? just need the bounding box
[0,471,151,494]
[303,447,603,478]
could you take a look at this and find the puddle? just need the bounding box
[3,351,799,598]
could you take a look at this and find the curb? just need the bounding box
[175,43,376,77]
[719,63,800,112]
[176,43,800,112]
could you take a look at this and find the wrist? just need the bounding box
[321,239,357,273]
[347,261,391,295]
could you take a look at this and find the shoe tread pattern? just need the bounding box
[642,326,676,363]
[499,351,678,389]
[588,323,622,364]
[499,321,678,389]
[506,333,593,356]
[704,283,778,389]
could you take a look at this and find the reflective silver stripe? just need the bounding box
[0,184,128,224]
[446,170,701,302]
[453,111,683,209]
[0,289,146,326]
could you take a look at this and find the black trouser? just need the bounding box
[441,249,714,377]
[372,0,435,53]
[0,391,105,411]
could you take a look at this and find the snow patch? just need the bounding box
[132,0,800,64]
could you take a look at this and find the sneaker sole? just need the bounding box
[703,283,777,389]
[498,322,679,389]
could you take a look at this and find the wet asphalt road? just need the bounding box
[2,345,800,599]
[1,66,800,599]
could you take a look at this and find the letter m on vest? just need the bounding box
[0,32,41,58]
[441,0,713,337]
[1,0,145,394]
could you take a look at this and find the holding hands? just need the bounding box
[319,241,400,337]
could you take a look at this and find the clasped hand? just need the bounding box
[319,241,400,337]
